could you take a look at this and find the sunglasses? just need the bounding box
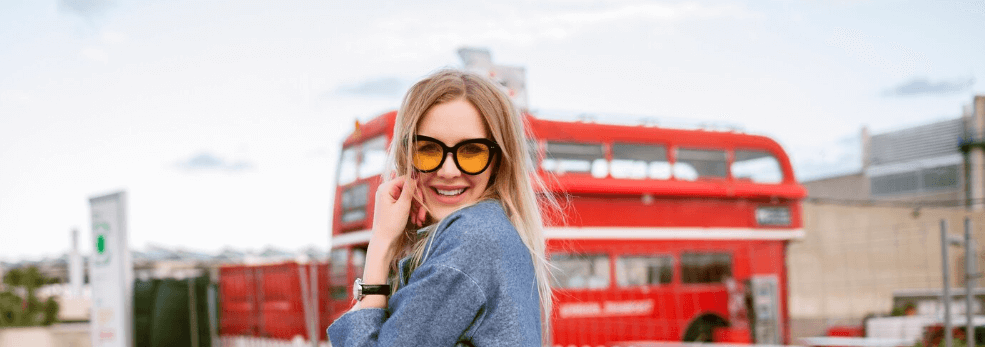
[413,135,499,175]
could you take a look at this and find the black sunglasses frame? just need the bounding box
[413,135,500,175]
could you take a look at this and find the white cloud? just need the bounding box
[0,90,36,105]
[100,30,126,45]
[353,2,760,55]
[80,47,108,63]
[543,2,755,24]
[826,28,922,78]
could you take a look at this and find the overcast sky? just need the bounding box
[2,0,983,261]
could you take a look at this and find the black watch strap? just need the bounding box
[354,278,391,300]
[361,283,391,295]
[363,284,390,295]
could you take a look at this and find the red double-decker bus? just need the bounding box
[328,111,806,346]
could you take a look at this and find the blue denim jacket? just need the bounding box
[327,200,541,346]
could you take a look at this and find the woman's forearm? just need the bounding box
[356,236,397,309]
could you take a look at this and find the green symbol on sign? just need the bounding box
[97,235,106,254]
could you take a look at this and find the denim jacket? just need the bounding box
[327,200,542,346]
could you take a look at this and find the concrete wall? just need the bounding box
[788,202,985,338]
[0,324,89,347]
[804,173,869,201]
[803,169,965,205]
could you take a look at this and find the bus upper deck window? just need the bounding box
[549,253,610,289]
[674,148,727,181]
[611,143,671,180]
[542,142,606,177]
[732,150,783,184]
[358,136,387,179]
[338,147,359,185]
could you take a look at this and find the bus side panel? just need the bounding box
[557,195,797,229]
[547,239,785,345]
[218,266,259,336]
[259,263,307,340]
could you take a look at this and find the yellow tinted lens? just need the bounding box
[457,143,490,173]
[414,141,443,171]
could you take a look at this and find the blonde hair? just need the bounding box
[382,69,560,340]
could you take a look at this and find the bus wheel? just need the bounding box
[683,314,729,342]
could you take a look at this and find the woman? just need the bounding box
[327,69,557,346]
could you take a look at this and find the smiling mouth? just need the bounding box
[434,187,466,196]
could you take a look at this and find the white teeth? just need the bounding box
[435,188,466,196]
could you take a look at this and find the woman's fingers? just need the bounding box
[398,177,415,204]
[388,175,406,201]
[371,175,417,243]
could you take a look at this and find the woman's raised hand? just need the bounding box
[371,175,417,246]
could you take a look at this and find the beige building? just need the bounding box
[791,96,985,338]
[789,201,985,338]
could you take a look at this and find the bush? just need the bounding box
[0,266,60,327]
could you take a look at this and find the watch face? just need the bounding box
[353,278,362,299]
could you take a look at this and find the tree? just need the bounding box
[0,266,60,327]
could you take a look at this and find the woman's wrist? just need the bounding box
[362,233,398,284]
[354,233,399,310]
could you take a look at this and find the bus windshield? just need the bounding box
[732,150,783,184]
[337,135,388,186]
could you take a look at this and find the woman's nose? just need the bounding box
[437,152,461,178]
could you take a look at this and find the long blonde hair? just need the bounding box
[383,69,560,339]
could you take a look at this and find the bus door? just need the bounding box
[326,248,362,320]
[747,275,782,344]
[678,251,732,341]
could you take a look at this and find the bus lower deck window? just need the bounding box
[681,252,732,284]
[550,253,610,289]
[616,255,673,287]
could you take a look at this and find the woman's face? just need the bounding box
[415,98,495,221]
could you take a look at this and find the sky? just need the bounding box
[1,0,983,261]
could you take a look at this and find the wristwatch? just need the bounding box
[353,278,391,301]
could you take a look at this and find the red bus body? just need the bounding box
[328,111,807,345]
[219,262,332,340]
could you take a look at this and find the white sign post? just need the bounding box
[89,191,133,347]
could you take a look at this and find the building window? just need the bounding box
[922,165,958,191]
[870,165,959,196]
[871,172,920,196]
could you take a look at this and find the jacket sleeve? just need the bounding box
[327,261,488,346]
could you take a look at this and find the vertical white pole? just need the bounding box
[945,219,954,347]
[967,217,976,347]
[70,228,82,297]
